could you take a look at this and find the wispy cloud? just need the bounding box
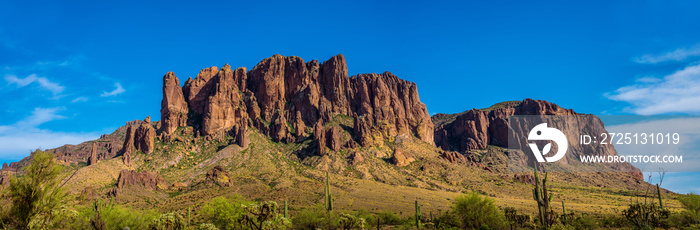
[14,107,66,128]
[71,96,88,103]
[605,63,700,115]
[0,107,97,160]
[634,45,700,64]
[5,74,65,95]
[100,82,125,97]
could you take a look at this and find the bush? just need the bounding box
[149,212,187,230]
[292,204,328,229]
[199,223,220,230]
[338,212,366,230]
[200,195,252,230]
[377,210,402,226]
[432,211,461,229]
[680,193,700,214]
[568,214,598,230]
[452,192,505,229]
[68,199,159,230]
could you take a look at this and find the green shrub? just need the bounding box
[198,223,220,230]
[86,201,158,230]
[338,212,366,230]
[149,212,187,230]
[680,193,700,214]
[377,210,402,226]
[598,213,628,228]
[433,211,460,229]
[452,192,506,229]
[292,204,328,229]
[200,195,252,230]
[568,214,598,230]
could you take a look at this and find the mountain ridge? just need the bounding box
[0,54,658,219]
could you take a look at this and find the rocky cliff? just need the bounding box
[433,99,641,178]
[159,54,434,153]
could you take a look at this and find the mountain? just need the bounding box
[0,54,661,218]
[433,99,642,179]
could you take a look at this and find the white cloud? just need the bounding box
[634,46,700,64]
[0,107,98,160]
[14,107,66,128]
[5,74,65,95]
[606,63,700,115]
[100,83,125,97]
[71,96,88,103]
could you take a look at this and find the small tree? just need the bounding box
[452,192,505,229]
[8,150,67,229]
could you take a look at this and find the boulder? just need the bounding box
[392,148,413,167]
[206,165,233,187]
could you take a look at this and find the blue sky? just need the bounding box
[2,1,700,193]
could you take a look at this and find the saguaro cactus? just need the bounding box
[415,200,422,228]
[533,166,553,227]
[561,201,567,224]
[326,171,333,212]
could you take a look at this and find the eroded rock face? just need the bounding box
[350,72,435,146]
[201,65,246,136]
[313,123,327,156]
[121,125,135,165]
[88,142,98,165]
[433,99,642,180]
[134,116,156,154]
[160,72,189,136]
[433,99,574,153]
[112,169,166,197]
[159,54,435,153]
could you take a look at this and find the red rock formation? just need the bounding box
[159,54,434,152]
[327,126,342,152]
[433,99,576,153]
[313,123,326,156]
[236,119,249,149]
[88,142,98,165]
[115,169,166,192]
[433,99,642,179]
[122,125,135,165]
[134,116,155,154]
[350,72,434,146]
[160,72,189,136]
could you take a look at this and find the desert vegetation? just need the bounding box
[1,151,699,229]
